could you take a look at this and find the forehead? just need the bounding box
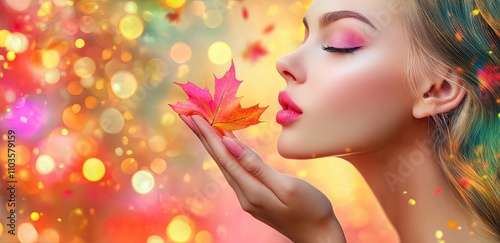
[305,0,404,28]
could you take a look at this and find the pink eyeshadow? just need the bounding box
[327,29,366,48]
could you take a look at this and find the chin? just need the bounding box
[277,136,312,159]
[277,147,312,159]
[277,134,363,160]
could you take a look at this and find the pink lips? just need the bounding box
[276,91,303,125]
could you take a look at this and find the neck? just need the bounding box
[340,120,487,242]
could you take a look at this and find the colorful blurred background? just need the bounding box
[0,0,397,242]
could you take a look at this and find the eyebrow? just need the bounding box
[303,10,377,30]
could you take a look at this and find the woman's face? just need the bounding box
[276,0,416,159]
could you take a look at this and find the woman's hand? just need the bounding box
[179,114,346,243]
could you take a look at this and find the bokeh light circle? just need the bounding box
[203,10,223,29]
[208,42,232,65]
[170,42,192,64]
[74,57,96,78]
[189,1,205,16]
[18,223,38,243]
[124,1,138,14]
[35,154,55,175]
[79,16,96,33]
[42,50,60,69]
[80,76,95,88]
[167,215,193,242]
[0,30,11,47]
[147,135,167,153]
[39,228,60,243]
[5,0,32,12]
[195,231,213,243]
[165,0,186,8]
[100,108,124,134]
[30,212,40,221]
[75,38,85,48]
[45,69,61,84]
[147,235,164,243]
[119,15,144,40]
[111,71,137,99]
[150,158,167,174]
[6,32,29,53]
[76,0,98,14]
[121,158,138,174]
[84,96,98,109]
[131,170,155,194]
[82,158,106,182]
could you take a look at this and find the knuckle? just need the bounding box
[241,152,265,177]
[214,155,228,167]
[281,178,299,197]
[243,161,264,178]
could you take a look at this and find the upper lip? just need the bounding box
[278,91,303,113]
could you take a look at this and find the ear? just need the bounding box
[413,68,467,119]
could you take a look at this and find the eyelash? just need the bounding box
[321,45,362,53]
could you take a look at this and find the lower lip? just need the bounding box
[276,110,302,125]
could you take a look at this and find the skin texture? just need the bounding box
[179,0,499,242]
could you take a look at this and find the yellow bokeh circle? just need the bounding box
[208,42,231,65]
[82,158,106,182]
[42,50,60,69]
[167,215,193,242]
[165,0,186,9]
[119,15,144,40]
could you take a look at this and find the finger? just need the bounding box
[222,130,238,139]
[179,114,220,163]
[181,115,265,211]
[218,164,251,208]
[220,136,293,205]
[191,115,278,205]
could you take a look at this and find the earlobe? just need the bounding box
[413,71,467,119]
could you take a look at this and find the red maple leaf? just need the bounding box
[169,60,268,131]
[242,40,268,63]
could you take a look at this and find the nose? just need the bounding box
[275,51,305,84]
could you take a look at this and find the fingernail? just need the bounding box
[222,136,244,159]
[179,115,195,130]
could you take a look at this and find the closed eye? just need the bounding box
[321,45,362,53]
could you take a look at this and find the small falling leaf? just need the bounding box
[166,8,185,23]
[169,60,268,131]
[242,6,249,20]
[262,23,275,34]
[242,40,268,63]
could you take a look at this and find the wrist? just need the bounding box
[289,219,346,243]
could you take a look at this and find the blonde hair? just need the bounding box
[400,0,499,239]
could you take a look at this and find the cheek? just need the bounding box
[306,53,412,150]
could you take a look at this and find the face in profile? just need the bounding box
[275,0,417,159]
